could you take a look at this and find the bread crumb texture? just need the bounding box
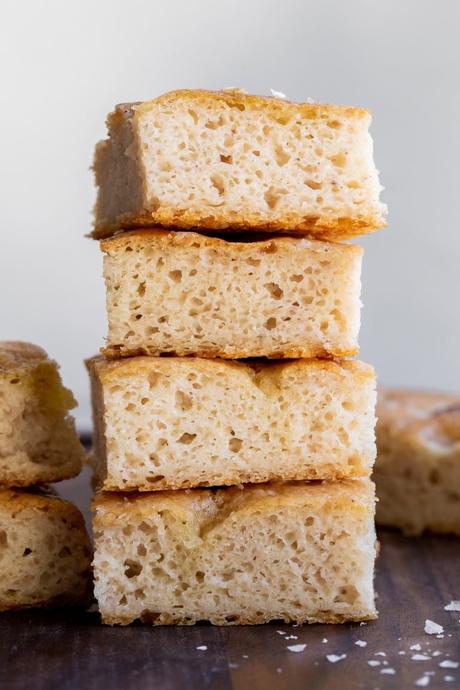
[88,356,376,490]
[375,388,460,535]
[0,488,92,610]
[93,89,386,239]
[101,231,362,359]
[93,480,377,625]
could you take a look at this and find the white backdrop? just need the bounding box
[2,0,460,430]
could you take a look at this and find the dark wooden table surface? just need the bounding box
[0,527,459,690]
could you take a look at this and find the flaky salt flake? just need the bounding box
[242,655,248,659]
[415,677,430,688]
[412,654,431,661]
[322,638,328,643]
[276,631,286,636]
[368,660,380,667]
[411,644,422,651]
[432,651,442,657]
[381,668,396,675]
[285,635,298,640]
[355,640,367,647]
[444,676,455,682]
[287,644,306,653]
[196,645,207,651]
[440,661,459,669]
[375,651,387,656]
[425,619,444,635]
[444,601,460,612]
[326,654,346,664]
[399,651,406,655]
[276,667,282,674]
[270,89,287,100]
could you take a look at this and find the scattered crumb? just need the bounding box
[368,660,381,667]
[415,677,430,688]
[360,622,367,626]
[242,655,248,659]
[425,620,444,635]
[355,640,367,647]
[270,89,287,99]
[196,645,207,651]
[276,668,282,674]
[411,644,422,651]
[326,654,347,664]
[322,638,328,643]
[412,654,431,661]
[86,603,98,613]
[380,668,396,675]
[444,601,460,612]
[440,661,459,669]
[287,644,306,653]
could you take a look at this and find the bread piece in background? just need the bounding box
[0,342,85,487]
[93,480,377,625]
[101,230,362,359]
[87,356,376,491]
[93,89,386,240]
[0,488,92,610]
[375,388,460,536]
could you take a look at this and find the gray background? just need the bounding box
[2,0,460,430]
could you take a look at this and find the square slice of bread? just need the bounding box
[93,480,377,625]
[93,89,386,240]
[0,342,85,486]
[375,388,460,536]
[87,356,376,491]
[0,488,92,610]
[101,230,362,359]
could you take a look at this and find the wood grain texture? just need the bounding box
[0,529,458,690]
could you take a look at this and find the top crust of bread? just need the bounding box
[100,226,363,258]
[93,88,386,240]
[92,353,374,386]
[93,479,376,528]
[122,88,370,122]
[377,388,460,448]
[0,341,49,373]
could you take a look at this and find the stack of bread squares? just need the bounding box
[88,89,386,626]
[0,341,91,611]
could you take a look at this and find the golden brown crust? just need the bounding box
[0,341,48,374]
[377,387,460,450]
[100,227,363,256]
[93,480,375,528]
[92,210,383,241]
[89,353,374,386]
[132,88,371,120]
[101,343,359,360]
[0,487,86,522]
